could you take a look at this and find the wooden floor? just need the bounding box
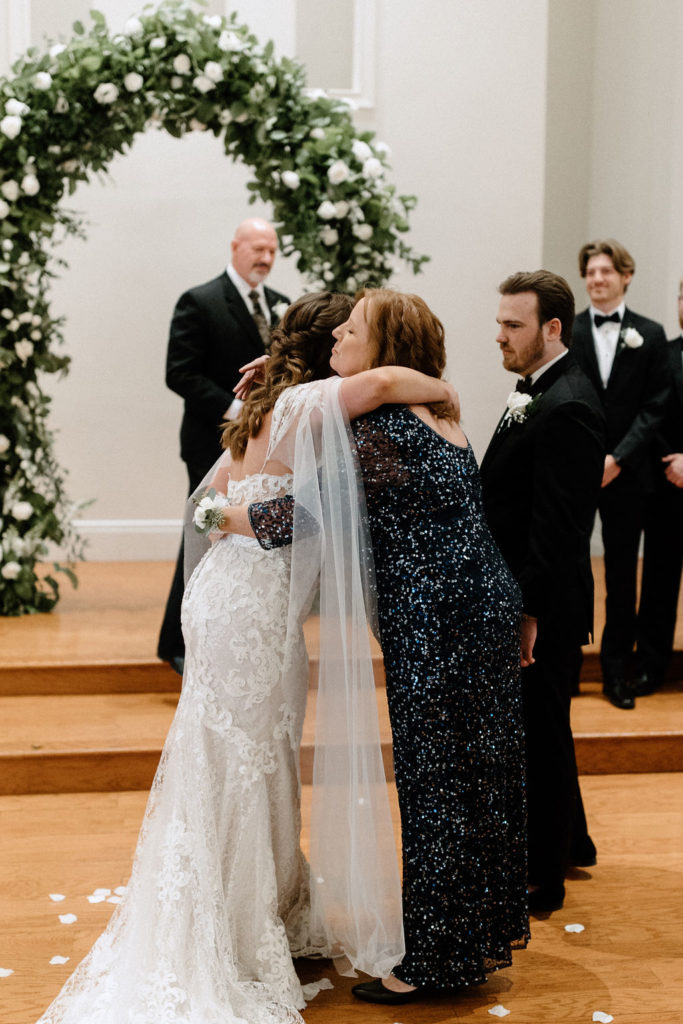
[1,560,682,1022]
[2,774,682,1024]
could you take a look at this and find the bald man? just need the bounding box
[158,218,290,673]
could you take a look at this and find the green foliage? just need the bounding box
[0,0,428,615]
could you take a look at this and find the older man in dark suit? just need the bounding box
[480,270,606,914]
[571,239,670,708]
[158,218,290,672]
[634,280,683,694]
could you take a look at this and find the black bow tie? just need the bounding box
[515,376,533,394]
[594,312,621,328]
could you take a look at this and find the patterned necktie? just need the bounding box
[593,312,621,328]
[248,289,271,350]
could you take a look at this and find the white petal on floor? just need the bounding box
[565,923,585,933]
[593,1013,614,1023]
[58,914,77,924]
[114,886,127,896]
[0,968,14,978]
[488,1006,511,1017]
[301,978,334,1001]
[106,895,122,904]
[48,894,66,902]
[87,895,105,904]
[49,957,70,966]
[92,888,111,897]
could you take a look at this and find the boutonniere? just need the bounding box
[619,326,644,350]
[272,301,289,321]
[505,391,541,424]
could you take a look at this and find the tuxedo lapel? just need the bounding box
[605,307,635,388]
[672,337,683,410]
[573,311,603,392]
[220,273,262,348]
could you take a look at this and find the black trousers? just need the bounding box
[598,479,648,674]
[157,459,213,662]
[522,636,591,888]
[635,480,683,679]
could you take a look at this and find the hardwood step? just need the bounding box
[2,681,683,795]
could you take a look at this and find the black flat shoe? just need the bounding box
[528,883,565,914]
[351,978,422,1005]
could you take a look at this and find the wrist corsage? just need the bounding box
[192,488,228,535]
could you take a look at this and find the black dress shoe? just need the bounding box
[602,677,635,710]
[351,978,422,1005]
[527,883,565,914]
[570,835,597,867]
[631,671,662,697]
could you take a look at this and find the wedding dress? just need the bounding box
[36,378,402,1024]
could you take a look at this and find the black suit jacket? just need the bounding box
[166,272,289,469]
[571,307,669,492]
[480,353,606,645]
[654,335,683,464]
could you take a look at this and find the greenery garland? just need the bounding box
[0,0,427,616]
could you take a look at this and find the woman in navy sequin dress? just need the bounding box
[248,292,529,1002]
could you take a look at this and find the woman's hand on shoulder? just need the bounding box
[234,355,269,401]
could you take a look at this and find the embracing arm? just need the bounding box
[339,366,459,420]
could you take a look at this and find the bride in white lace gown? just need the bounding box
[36,292,456,1024]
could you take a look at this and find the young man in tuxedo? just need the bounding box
[571,239,670,708]
[634,278,683,694]
[158,218,290,673]
[480,270,606,914]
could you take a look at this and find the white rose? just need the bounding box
[334,201,350,218]
[321,226,339,246]
[218,30,242,52]
[0,199,10,219]
[1,561,22,580]
[327,159,350,185]
[1,240,12,251]
[173,54,192,75]
[11,500,33,521]
[16,340,34,361]
[18,312,33,323]
[123,72,144,93]
[310,127,325,140]
[375,140,391,158]
[5,98,29,117]
[218,110,232,125]
[351,139,372,163]
[203,61,224,83]
[346,276,358,292]
[21,174,40,196]
[1,180,19,202]
[362,157,383,179]
[234,112,249,123]
[54,95,69,113]
[281,170,300,190]
[1,308,12,318]
[94,82,119,104]
[149,36,166,50]
[0,115,22,140]
[203,14,222,29]
[505,391,533,422]
[33,71,52,91]
[621,327,644,349]
[353,223,373,241]
[49,43,66,58]
[273,301,289,321]
[189,118,207,132]
[193,75,216,94]
[8,318,19,330]
[0,434,10,453]
[30,329,41,340]
[124,16,144,37]
[61,159,79,173]
[170,76,184,90]
[317,200,336,220]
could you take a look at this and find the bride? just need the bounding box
[36,291,457,1024]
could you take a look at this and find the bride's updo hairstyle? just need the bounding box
[360,288,458,422]
[222,290,353,459]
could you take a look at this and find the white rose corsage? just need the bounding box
[505,391,535,423]
[620,326,644,349]
[193,488,228,535]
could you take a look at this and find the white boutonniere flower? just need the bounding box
[505,391,534,423]
[193,488,228,534]
[620,326,644,349]
[272,301,288,321]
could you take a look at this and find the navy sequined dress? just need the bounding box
[250,406,529,989]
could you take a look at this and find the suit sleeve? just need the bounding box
[165,290,234,424]
[612,328,671,469]
[520,400,604,618]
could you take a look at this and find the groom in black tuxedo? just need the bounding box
[480,270,605,913]
[571,239,669,708]
[158,218,290,672]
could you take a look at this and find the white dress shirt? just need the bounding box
[590,301,625,388]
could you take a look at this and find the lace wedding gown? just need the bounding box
[36,471,327,1024]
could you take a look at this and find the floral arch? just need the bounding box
[0,0,426,615]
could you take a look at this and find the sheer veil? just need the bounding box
[185,375,404,979]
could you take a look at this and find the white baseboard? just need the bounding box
[50,519,183,562]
